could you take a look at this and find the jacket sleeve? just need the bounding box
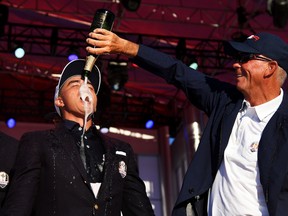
[2,132,42,216]
[132,44,237,116]
[121,144,155,216]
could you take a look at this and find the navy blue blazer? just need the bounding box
[1,122,154,216]
[0,132,18,208]
[133,45,288,216]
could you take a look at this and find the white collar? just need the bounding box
[242,89,283,121]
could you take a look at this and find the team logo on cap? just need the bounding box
[247,35,260,41]
[0,171,9,189]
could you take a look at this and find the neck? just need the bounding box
[244,87,281,106]
[63,115,93,130]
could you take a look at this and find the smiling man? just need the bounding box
[1,59,155,216]
[85,31,288,216]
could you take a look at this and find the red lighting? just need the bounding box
[132,63,139,68]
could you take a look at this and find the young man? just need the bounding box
[86,30,288,216]
[1,59,155,216]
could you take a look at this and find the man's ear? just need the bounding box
[264,61,278,77]
[54,96,64,108]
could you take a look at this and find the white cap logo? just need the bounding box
[247,35,260,41]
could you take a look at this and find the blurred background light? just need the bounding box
[189,62,198,70]
[68,53,79,61]
[6,118,16,128]
[14,45,25,59]
[100,126,109,133]
[145,119,154,129]
[67,46,79,61]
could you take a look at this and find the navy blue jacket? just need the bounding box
[1,122,154,216]
[133,45,288,216]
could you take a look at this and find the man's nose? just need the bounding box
[232,62,241,69]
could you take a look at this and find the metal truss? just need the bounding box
[2,0,284,39]
[1,0,287,129]
[0,72,185,129]
[0,22,233,75]
[0,22,235,129]
[1,0,285,77]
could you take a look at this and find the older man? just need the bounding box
[86,30,288,216]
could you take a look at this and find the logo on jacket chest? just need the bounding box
[0,171,9,189]
[118,161,127,178]
[116,151,127,178]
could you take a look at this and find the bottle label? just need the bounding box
[84,55,97,73]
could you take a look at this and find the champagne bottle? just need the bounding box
[83,9,115,77]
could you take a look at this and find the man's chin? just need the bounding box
[236,83,246,93]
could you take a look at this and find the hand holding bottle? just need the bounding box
[83,9,115,75]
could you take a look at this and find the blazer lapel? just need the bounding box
[54,124,88,182]
[258,95,288,188]
[95,135,116,200]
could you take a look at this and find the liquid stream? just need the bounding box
[79,76,94,169]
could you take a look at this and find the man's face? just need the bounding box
[58,75,97,119]
[232,54,272,96]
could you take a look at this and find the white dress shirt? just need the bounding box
[208,89,283,216]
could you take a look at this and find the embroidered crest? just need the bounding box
[0,171,9,189]
[118,161,127,178]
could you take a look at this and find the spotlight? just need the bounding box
[145,119,154,129]
[67,46,79,61]
[189,62,198,70]
[187,56,198,70]
[6,118,16,128]
[100,126,109,134]
[99,121,110,133]
[169,137,175,145]
[107,61,128,91]
[14,43,25,59]
[68,53,79,61]
[120,0,141,12]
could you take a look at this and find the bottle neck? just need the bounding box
[84,55,97,73]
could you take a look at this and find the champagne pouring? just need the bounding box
[79,9,115,168]
[80,9,115,111]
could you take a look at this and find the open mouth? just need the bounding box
[80,97,94,115]
[80,96,91,103]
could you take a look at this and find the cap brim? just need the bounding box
[58,59,101,93]
[224,41,261,57]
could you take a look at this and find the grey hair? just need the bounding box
[277,66,287,87]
